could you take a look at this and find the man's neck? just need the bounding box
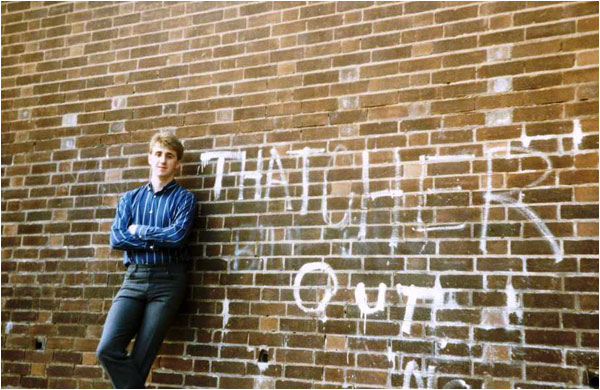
[151,176,173,193]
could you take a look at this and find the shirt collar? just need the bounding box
[147,179,178,195]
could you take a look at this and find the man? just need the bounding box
[97,132,195,388]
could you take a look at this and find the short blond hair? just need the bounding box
[149,132,184,161]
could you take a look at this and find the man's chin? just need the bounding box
[152,171,174,180]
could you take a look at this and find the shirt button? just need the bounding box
[149,210,153,214]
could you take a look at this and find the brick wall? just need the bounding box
[1,1,598,388]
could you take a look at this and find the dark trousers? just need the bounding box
[96,263,186,389]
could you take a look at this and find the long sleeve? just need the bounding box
[135,192,195,249]
[110,192,151,251]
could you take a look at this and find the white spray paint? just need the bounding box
[322,145,353,229]
[520,120,584,153]
[572,119,583,150]
[293,262,338,314]
[413,223,466,232]
[479,146,562,262]
[232,231,257,271]
[355,282,387,333]
[238,149,263,200]
[200,151,244,199]
[444,290,460,309]
[390,148,402,252]
[520,123,531,148]
[505,276,523,323]
[222,298,230,327]
[265,148,292,210]
[288,147,324,215]
[340,229,352,258]
[258,227,275,272]
[356,150,405,243]
[494,193,562,263]
[396,277,444,335]
[387,343,396,371]
[257,362,269,373]
[415,154,474,233]
[368,190,404,201]
[402,361,436,389]
[425,186,462,194]
[358,150,370,240]
[362,150,370,194]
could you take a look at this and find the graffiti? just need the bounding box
[479,145,562,262]
[414,154,474,234]
[322,145,353,229]
[198,123,584,388]
[354,282,386,333]
[287,147,324,215]
[572,119,583,150]
[505,276,522,323]
[200,145,563,263]
[402,361,436,390]
[293,262,338,317]
[221,297,229,327]
[230,231,259,271]
[390,148,402,252]
[200,151,244,199]
[397,278,444,335]
[265,148,292,210]
[239,149,262,201]
[200,119,583,263]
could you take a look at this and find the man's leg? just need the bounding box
[131,268,186,382]
[96,277,147,389]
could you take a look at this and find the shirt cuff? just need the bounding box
[135,225,144,239]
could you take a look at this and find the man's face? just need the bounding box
[148,143,180,180]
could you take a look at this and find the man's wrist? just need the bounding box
[128,224,139,236]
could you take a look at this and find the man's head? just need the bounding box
[148,132,184,181]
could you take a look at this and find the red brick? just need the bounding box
[526,366,578,384]
[1,3,597,390]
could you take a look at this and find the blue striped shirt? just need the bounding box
[110,180,195,266]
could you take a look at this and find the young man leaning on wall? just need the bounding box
[96,132,196,389]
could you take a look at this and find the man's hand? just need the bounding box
[128,224,138,235]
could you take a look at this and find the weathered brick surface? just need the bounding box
[1,1,598,389]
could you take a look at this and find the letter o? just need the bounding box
[293,262,338,313]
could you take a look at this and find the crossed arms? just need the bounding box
[110,191,195,251]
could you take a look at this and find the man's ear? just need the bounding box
[147,154,152,165]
